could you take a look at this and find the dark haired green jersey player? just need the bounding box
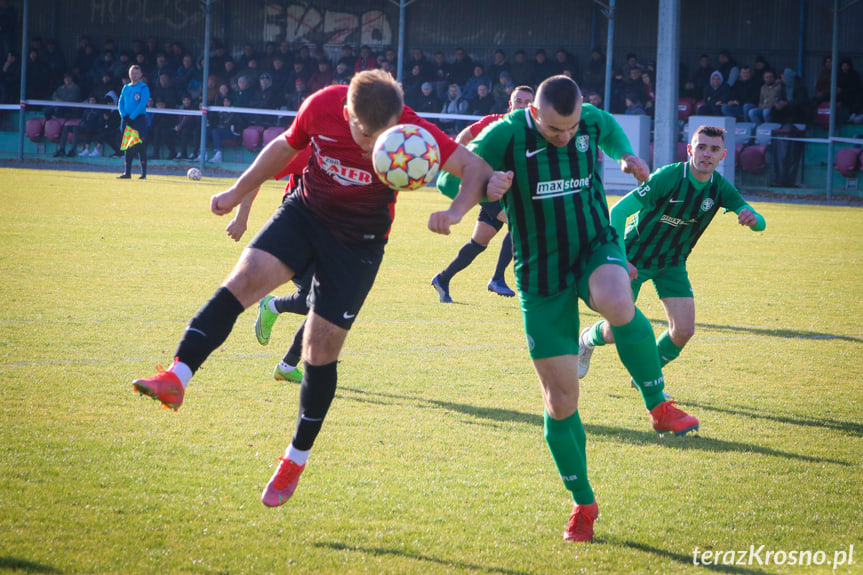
[431,75,699,543]
[578,125,766,385]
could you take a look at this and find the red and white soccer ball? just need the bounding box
[187,167,202,181]
[372,124,441,190]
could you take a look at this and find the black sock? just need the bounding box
[283,319,305,366]
[175,286,245,372]
[124,154,132,175]
[273,292,309,315]
[492,232,513,281]
[440,240,486,283]
[291,361,338,451]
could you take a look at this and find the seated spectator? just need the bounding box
[285,77,310,111]
[716,49,739,86]
[411,82,442,119]
[250,72,280,125]
[45,73,81,119]
[206,95,244,163]
[93,100,122,157]
[640,70,656,116]
[0,51,20,104]
[331,61,351,85]
[814,56,832,104]
[379,58,397,80]
[354,45,377,74]
[620,66,647,111]
[553,48,578,78]
[171,94,200,160]
[772,68,810,125]
[446,47,473,87]
[838,58,863,122]
[585,90,603,108]
[621,52,644,79]
[752,54,770,85]
[462,64,491,102]
[722,65,760,119]
[439,82,468,135]
[583,49,605,95]
[486,49,509,84]
[54,95,103,157]
[402,63,426,102]
[26,48,53,100]
[91,71,118,103]
[232,75,254,108]
[307,60,333,93]
[531,49,556,85]
[404,48,431,83]
[690,54,713,95]
[150,72,179,108]
[697,71,731,116]
[748,69,782,125]
[429,50,450,99]
[471,83,495,116]
[625,95,646,115]
[174,53,199,95]
[492,72,512,112]
[509,49,531,87]
[269,56,290,92]
[149,99,175,159]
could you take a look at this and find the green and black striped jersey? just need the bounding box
[439,104,634,296]
[625,161,748,270]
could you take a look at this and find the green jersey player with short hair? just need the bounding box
[578,125,766,384]
[433,75,700,543]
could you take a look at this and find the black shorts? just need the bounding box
[249,195,385,330]
[478,200,504,231]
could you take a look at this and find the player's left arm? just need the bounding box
[734,204,766,231]
[594,107,650,182]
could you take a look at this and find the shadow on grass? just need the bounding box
[597,539,773,575]
[684,400,863,437]
[691,321,863,344]
[339,389,849,466]
[0,557,62,573]
[313,541,530,575]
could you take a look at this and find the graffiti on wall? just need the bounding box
[90,0,202,30]
[264,2,393,47]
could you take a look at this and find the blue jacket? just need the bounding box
[118,81,150,120]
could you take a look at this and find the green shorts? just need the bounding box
[631,264,693,301]
[519,239,628,359]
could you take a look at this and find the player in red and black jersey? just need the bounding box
[132,70,495,507]
[431,85,534,302]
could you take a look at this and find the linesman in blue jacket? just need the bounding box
[117,64,150,179]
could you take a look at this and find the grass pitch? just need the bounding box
[0,169,861,574]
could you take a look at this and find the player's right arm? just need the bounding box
[211,135,300,216]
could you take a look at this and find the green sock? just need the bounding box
[656,330,684,367]
[544,410,594,505]
[586,320,607,347]
[609,307,666,410]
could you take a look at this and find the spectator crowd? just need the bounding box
[1,24,861,161]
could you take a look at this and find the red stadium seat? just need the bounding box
[816,102,835,131]
[43,118,66,142]
[739,144,767,173]
[677,98,696,122]
[835,148,862,178]
[242,125,265,152]
[25,117,46,142]
[262,126,284,147]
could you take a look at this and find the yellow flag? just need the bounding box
[121,126,142,150]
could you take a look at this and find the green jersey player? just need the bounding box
[578,125,766,385]
[430,76,700,543]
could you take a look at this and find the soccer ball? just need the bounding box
[372,124,441,190]
[187,167,202,181]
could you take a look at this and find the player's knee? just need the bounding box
[670,324,695,345]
